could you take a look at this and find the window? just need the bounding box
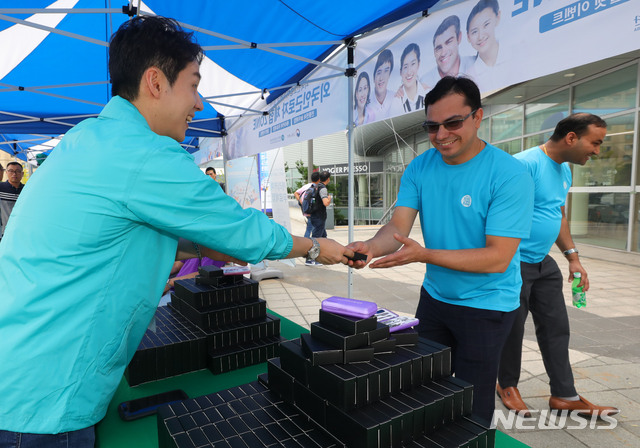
[568,192,629,251]
[491,106,523,141]
[573,65,637,115]
[478,118,490,142]
[525,90,569,134]
[523,132,552,151]
[494,139,521,155]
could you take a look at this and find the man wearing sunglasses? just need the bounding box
[0,162,25,239]
[347,76,534,423]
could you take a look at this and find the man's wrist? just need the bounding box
[563,248,579,257]
[306,237,320,260]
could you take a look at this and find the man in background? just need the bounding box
[0,161,25,238]
[497,113,619,418]
[294,171,320,238]
[307,170,333,266]
[205,166,216,180]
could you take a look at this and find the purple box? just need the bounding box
[321,296,377,319]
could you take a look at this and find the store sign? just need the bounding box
[318,162,384,175]
[354,0,637,125]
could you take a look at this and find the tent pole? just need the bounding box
[346,39,356,299]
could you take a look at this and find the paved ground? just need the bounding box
[255,206,640,448]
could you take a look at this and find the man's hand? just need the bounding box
[568,260,589,291]
[345,241,373,269]
[316,238,354,265]
[369,234,425,269]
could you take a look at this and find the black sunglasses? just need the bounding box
[422,109,477,134]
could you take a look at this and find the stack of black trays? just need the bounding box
[125,265,284,386]
[156,307,495,447]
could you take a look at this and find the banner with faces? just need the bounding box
[354,0,638,126]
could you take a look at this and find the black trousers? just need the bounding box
[416,288,517,423]
[498,256,577,397]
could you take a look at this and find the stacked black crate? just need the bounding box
[125,265,284,386]
[157,380,346,448]
[265,309,495,448]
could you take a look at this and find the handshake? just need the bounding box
[299,233,424,270]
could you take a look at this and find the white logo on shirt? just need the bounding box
[563,181,568,189]
[461,195,472,207]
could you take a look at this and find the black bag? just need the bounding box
[301,184,320,215]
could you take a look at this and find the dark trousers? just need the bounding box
[0,426,94,448]
[303,217,313,238]
[309,214,327,238]
[498,256,576,397]
[416,288,517,423]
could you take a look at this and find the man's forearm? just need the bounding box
[176,238,199,261]
[422,246,514,273]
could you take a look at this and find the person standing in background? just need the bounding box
[294,171,320,238]
[497,113,619,418]
[0,162,25,238]
[307,171,333,266]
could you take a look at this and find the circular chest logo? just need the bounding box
[563,181,568,189]
[461,195,472,207]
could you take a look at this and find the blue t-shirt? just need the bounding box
[0,96,293,433]
[396,143,534,312]
[515,146,572,263]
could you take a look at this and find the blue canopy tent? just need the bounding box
[0,0,438,152]
[0,0,440,293]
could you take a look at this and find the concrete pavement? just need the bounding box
[256,206,640,448]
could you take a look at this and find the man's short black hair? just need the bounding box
[320,171,330,182]
[434,15,461,45]
[109,16,204,101]
[374,49,394,76]
[6,161,22,170]
[311,171,320,182]
[424,76,482,115]
[205,167,216,174]
[549,113,607,142]
[466,0,500,33]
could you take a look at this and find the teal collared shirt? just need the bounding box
[0,96,292,433]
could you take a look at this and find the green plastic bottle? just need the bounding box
[572,272,586,308]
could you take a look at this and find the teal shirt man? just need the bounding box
[0,96,293,433]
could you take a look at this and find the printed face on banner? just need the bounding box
[433,25,462,77]
[356,75,370,110]
[466,7,501,62]
[374,61,392,97]
[400,50,420,90]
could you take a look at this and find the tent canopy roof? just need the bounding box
[0,0,438,159]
